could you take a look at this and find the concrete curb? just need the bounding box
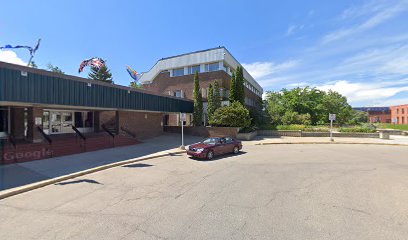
[255,142,408,146]
[0,150,186,200]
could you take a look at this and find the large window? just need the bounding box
[188,65,200,74]
[74,112,94,129]
[205,62,219,72]
[0,108,9,137]
[173,68,184,77]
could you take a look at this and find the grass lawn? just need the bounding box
[377,123,408,131]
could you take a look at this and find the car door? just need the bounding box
[224,137,235,152]
[217,138,228,154]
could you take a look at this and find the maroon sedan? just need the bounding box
[187,137,242,160]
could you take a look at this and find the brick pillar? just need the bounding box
[27,107,43,143]
[94,111,101,132]
[10,107,25,139]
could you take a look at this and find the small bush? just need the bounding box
[339,125,376,133]
[276,125,305,131]
[209,102,251,128]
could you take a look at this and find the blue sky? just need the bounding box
[1,0,408,107]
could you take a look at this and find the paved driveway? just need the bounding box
[1,144,408,239]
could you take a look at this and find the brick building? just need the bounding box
[390,104,408,124]
[353,107,391,123]
[140,47,263,126]
[0,61,193,164]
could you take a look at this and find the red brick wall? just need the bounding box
[26,107,43,143]
[118,111,164,139]
[142,71,261,104]
[368,113,391,123]
[391,104,408,124]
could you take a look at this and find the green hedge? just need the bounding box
[276,125,330,132]
[377,124,408,131]
[339,126,376,133]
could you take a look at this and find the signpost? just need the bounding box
[329,113,336,142]
[180,113,186,149]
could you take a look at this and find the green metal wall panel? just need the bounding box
[0,66,193,113]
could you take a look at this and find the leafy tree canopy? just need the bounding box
[265,87,353,125]
[209,102,251,128]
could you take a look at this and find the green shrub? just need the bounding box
[339,125,376,133]
[376,123,408,131]
[276,124,305,131]
[209,102,251,128]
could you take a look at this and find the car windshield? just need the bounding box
[202,138,220,144]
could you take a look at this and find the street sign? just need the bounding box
[329,114,336,121]
[180,113,186,121]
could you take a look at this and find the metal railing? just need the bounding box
[37,126,52,145]
[120,126,136,138]
[72,126,86,141]
[101,124,115,138]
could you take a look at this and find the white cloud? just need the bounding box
[286,24,304,36]
[316,80,408,104]
[0,50,27,65]
[323,0,408,43]
[242,60,298,79]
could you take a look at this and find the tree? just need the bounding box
[209,102,251,128]
[347,110,368,125]
[265,87,353,125]
[29,61,38,68]
[236,66,245,105]
[47,63,64,74]
[229,66,245,105]
[207,83,215,121]
[88,65,113,83]
[130,81,143,89]
[229,72,237,103]
[213,80,222,110]
[193,71,203,126]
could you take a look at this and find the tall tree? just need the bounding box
[229,72,237,103]
[88,65,113,83]
[207,83,215,122]
[47,63,64,74]
[213,80,222,110]
[193,72,203,126]
[236,66,245,105]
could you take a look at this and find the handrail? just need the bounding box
[72,126,86,141]
[120,126,136,138]
[101,124,115,138]
[37,126,52,144]
[8,135,16,149]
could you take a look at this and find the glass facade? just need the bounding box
[205,63,219,72]
[173,68,184,77]
[188,65,200,74]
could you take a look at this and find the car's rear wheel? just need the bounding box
[207,150,214,160]
[233,146,240,154]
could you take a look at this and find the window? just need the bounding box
[397,108,399,114]
[403,108,405,114]
[403,117,405,124]
[225,137,233,144]
[174,90,183,98]
[188,65,200,74]
[0,108,9,136]
[205,62,219,72]
[173,68,184,77]
[74,112,94,128]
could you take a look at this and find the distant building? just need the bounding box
[390,104,408,124]
[353,107,391,123]
[140,47,263,126]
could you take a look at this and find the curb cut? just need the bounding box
[255,142,408,147]
[0,150,186,200]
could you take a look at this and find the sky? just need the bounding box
[1,0,408,107]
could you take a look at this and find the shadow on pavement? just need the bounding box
[0,133,204,192]
[189,151,247,162]
[55,179,102,185]
[122,163,153,168]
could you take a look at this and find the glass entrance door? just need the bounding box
[49,111,74,134]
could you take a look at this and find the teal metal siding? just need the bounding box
[0,66,193,113]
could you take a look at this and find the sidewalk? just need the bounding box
[247,135,408,146]
[0,133,203,192]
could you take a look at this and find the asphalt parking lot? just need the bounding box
[1,144,408,239]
